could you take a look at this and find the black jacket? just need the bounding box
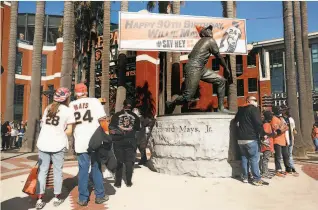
[109,109,141,146]
[234,105,265,140]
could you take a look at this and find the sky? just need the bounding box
[17,0,318,43]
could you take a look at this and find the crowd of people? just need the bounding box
[1,120,26,150]
[22,83,155,209]
[3,84,318,208]
[234,96,318,186]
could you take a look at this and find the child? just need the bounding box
[261,111,275,178]
[311,122,318,152]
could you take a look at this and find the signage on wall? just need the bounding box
[262,92,318,108]
[118,12,247,54]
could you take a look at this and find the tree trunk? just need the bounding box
[102,1,111,115]
[293,1,313,151]
[89,39,96,97]
[74,59,79,85]
[81,66,86,83]
[300,2,314,126]
[224,1,238,112]
[166,52,172,102]
[21,2,45,152]
[157,2,171,115]
[283,1,307,158]
[171,1,181,114]
[159,52,166,115]
[5,1,18,122]
[115,1,128,112]
[60,1,74,90]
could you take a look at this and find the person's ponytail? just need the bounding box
[47,101,60,118]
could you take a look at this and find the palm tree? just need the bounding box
[222,1,237,112]
[147,1,171,115]
[293,1,313,151]
[283,1,306,158]
[89,21,97,97]
[115,0,129,112]
[300,2,314,126]
[171,1,181,114]
[22,2,46,152]
[102,1,111,115]
[60,1,74,90]
[4,1,18,122]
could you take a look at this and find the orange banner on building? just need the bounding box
[119,12,247,54]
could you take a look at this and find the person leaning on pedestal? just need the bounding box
[234,96,269,186]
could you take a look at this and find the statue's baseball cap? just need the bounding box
[195,25,213,33]
[75,83,88,96]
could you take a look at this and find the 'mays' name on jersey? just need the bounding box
[69,97,106,153]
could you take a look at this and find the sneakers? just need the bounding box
[276,171,286,177]
[53,197,64,207]
[242,178,248,183]
[95,195,109,204]
[252,179,269,186]
[114,179,122,188]
[262,173,272,179]
[77,200,88,206]
[35,199,45,209]
[291,168,299,176]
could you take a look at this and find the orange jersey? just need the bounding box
[312,126,318,139]
[100,120,109,134]
[261,123,274,152]
[270,116,287,146]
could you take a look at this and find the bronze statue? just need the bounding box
[166,25,233,113]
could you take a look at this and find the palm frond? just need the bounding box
[147,1,156,12]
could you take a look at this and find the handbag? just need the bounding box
[22,161,54,196]
[22,162,39,196]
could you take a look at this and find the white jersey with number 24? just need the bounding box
[69,97,106,153]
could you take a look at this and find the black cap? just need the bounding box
[280,104,289,110]
[123,99,133,107]
[263,110,273,121]
[272,106,281,115]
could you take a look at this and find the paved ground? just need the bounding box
[1,151,318,210]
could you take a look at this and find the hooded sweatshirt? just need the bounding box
[234,104,265,140]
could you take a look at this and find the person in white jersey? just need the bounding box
[69,83,109,206]
[220,21,242,53]
[35,87,75,209]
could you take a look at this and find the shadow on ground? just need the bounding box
[1,196,36,210]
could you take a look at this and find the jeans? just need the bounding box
[10,136,16,148]
[238,140,261,181]
[37,150,64,195]
[260,150,271,175]
[77,152,105,202]
[16,136,23,148]
[314,138,318,151]
[288,145,295,169]
[274,144,291,172]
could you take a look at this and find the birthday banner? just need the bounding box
[119,12,247,54]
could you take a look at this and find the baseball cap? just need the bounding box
[280,104,289,110]
[75,83,88,96]
[123,99,133,107]
[195,25,205,34]
[54,87,71,102]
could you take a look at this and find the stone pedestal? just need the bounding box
[150,113,241,178]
